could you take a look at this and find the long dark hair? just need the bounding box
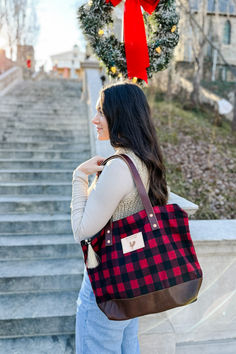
[99,80,168,206]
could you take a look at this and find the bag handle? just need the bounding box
[97,153,160,246]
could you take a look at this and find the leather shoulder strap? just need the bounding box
[97,153,160,246]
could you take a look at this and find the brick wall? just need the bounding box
[0,50,14,75]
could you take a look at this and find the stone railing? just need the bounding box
[146,219,236,354]
[0,66,23,96]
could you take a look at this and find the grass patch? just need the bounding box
[144,87,236,219]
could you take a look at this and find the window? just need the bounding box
[223,20,231,44]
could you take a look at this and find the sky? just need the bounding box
[35,0,86,71]
[0,0,86,71]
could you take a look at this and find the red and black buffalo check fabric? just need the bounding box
[81,203,202,304]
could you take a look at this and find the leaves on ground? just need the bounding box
[145,88,236,219]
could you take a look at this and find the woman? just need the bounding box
[70,80,169,353]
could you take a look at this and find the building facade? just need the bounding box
[175,0,236,81]
[17,44,35,72]
[50,45,85,80]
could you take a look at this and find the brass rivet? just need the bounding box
[107,230,110,233]
[153,224,157,227]
[150,213,153,217]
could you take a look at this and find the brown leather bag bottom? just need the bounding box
[97,277,202,321]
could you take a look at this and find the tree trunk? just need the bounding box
[166,63,173,101]
[191,50,204,107]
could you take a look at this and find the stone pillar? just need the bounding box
[80,59,114,158]
[16,44,36,79]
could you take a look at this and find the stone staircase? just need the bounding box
[0,79,90,353]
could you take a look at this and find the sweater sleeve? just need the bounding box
[70,158,135,243]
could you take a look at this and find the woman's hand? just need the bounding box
[75,155,105,175]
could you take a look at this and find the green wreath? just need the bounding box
[78,0,179,85]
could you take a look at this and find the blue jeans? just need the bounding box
[76,265,140,354]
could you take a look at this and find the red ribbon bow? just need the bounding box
[105,0,160,83]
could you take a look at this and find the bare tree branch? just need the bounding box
[0,0,5,31]
[2,0,39,59]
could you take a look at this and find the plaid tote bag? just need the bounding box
[80,153,203,320]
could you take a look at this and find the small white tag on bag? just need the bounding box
[121,232,145,254]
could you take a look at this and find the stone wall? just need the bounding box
[175,0,236,80]
[0,66,23,96]
[0,49,14,75]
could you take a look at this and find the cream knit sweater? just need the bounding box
[70,147,152,243]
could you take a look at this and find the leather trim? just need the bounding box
[97,277,202,321]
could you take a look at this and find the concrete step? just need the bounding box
[0,149,90,159]
[0,103,82,110]
[0,121,88,130]
[0,106,85,112]
[1,116,88,123]
[0,257,83,293]
[2,94,82,100]
[0,195,72,214]
[0,100,82,105]
[2,135,89,143]
[3,90,82,96]
[8,130,86,136]
[0,142,90,150]
[0,170,73,182]
[171,247,236,345]
[0,95,82,101]
[0,78,88,346]
[0,98,82,104]
[0,107,85,113]
[0,97,83,102]
[0,115,88,122]
[0,213,71,234]
[0,100,83,106]
[0,106,86,112]
[0,334,75,354]
[3,128,88,136]
[0,103,84,110]
[4,79,82,98]
[0,98,82,105]
[0,101,82,107]
[0,100,84,108]
[2,132,88,141]
[0,234,82,260]
[0,97,82,101]
[176,338,236,354]
[0,182,73,195]
[0,159,82,169]
[0,95,83,101]
[0,290,79,338]
[1,93,82,99]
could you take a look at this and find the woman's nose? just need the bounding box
[92,113,100,125]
